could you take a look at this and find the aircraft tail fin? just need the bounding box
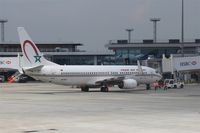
[17,27,57,67]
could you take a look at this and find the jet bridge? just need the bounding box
[162,55,200,72]
[162,55,200,82]
[0,55,22,82]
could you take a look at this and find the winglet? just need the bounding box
[137,60,143,75]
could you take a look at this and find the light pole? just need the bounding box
[181,0,184,56]
[150,18,160,43]
[0,19,8,42]
[125,28,134,65]
[126,28,134,43]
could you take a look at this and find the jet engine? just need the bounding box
[118,79,137,89]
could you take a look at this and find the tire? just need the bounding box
[164,86,167,90]
[180,84,184,88]
[101,87,109,92]
[146,84,151,90]
[174,85,177,88]
[81,87,89,92]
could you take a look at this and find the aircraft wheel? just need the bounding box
[146,84,151,90]
[81,87,89,92]
[180,84,184,88]
[101,87,109,92]
[174,85,177,88]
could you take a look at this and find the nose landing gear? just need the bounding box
[146,84,151,90]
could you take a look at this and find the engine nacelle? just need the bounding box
[118,79,137,89]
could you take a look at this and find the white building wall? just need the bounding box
[162,55,173,73]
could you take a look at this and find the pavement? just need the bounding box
[0,82,200,133]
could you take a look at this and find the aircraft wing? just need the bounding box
[88,60,142,86]
[88,76,125,86]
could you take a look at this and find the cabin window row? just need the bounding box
[61,71,147,75]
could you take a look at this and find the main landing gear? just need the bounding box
[146,84,151,90]
[100,86,109,92]
[81,87,89,92]
[81,86,109,92]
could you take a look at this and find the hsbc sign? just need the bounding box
[174,56,200,71]
[180,61,197,67]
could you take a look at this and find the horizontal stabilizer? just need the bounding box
[24,65,44,72]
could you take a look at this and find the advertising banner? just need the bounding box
[0,57,20,70]
[173,56,200,71]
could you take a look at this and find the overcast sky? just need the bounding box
[0,0,200,51]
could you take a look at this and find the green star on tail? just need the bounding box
[34,55,41,63]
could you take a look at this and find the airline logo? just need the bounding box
[0,60,12,65]
[180,60,197,67]
[23,40,41,63]
[191,61,197,65]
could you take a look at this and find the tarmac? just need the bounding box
[0,82,200,133]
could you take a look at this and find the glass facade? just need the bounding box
[50,47,179,66]
[97,56,115,65]
[114,48,179,65]
[51,55,115,65]
[52,56,93,65]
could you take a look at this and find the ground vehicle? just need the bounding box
[164,79,184,89]
[18,75,28,83]
[0,75,5,82]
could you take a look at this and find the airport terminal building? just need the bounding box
[107,39,200,82]
[1,39,200,66]
[107,39,200,65]
[0,42,114,65]
[1,39,200,83]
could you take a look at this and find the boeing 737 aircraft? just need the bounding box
[17,27,162,92]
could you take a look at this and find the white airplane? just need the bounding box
[17,27,162,92]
